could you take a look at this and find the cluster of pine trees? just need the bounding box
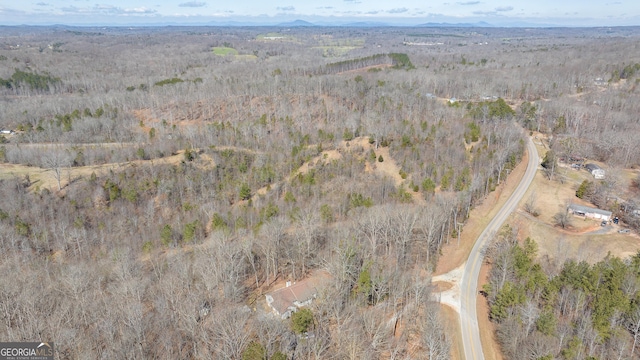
[485,226,640,359]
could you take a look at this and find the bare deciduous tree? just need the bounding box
[626,306,640,357]
[524,190,539,217]
[42,149,71,191]
[214,307,252,360]
[420,304,451,360]
[553,209,572,229]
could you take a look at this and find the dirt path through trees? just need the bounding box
[0,149,213,191]
[250,136,426,205]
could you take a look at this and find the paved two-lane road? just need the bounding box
[460,136,539,360]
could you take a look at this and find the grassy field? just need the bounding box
[212,47,239,56]
[313,37,364,57]
[515,212,639,263]
[518,134,640,264]
[313,46,360,57]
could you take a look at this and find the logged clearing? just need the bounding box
[251,136,426,205]
[0,150,214,192]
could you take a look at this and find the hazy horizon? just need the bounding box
[1,0,639,27]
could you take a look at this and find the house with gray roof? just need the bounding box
[568,204,612,221]
[585,163,605,179]
[265,272,330,319]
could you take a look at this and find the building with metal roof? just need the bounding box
[568,204,612,221]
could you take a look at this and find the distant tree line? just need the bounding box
[323,53,414,74]
[0,69,61,93]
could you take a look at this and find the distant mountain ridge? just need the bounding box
[272,20,502,28]
[267,20,499,28]
[4,19,595,28]
[416,21,494,27]
[340,22,391,27]
[276,20,316,27]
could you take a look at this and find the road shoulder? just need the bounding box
[434,146,529,360]
[435,147,529,276]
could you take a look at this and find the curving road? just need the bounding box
[459,136,538,360]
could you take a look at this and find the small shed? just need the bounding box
[568,204,612,221]
[585,163,605,179]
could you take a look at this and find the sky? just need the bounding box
[1,0,639,26]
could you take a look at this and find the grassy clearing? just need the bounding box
[0,150,214,193]
[515,212,640,263]
[212,47,238,56]
[0,163,47,184]
[313,37,364,57]
[517,135,640,264]
[314,46,360,57]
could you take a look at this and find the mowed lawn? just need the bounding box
[516,138,640,264]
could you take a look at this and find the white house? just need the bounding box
[585,163,605,179]
[568,204,612,221]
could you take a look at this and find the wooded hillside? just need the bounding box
[1,25,639,359]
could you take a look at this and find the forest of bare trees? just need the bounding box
[1,25,640,359]
[484,227,640,359]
